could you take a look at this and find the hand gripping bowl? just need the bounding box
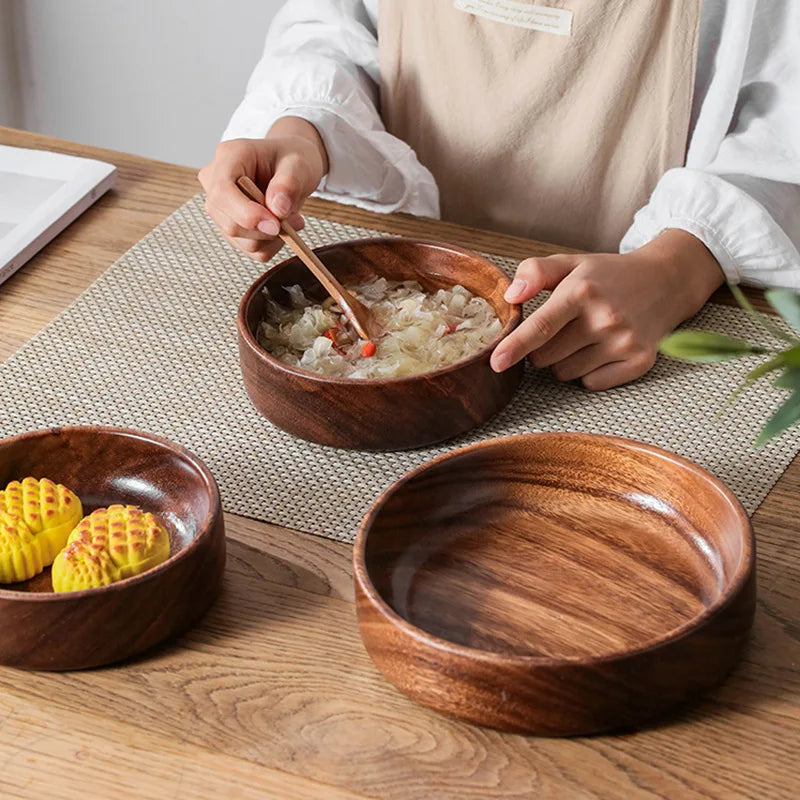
[237,238,523,450]
[0,426,226,670]
[353,433,756,736]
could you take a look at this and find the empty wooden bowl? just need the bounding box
[354,433,756,736]
[237,238,522,450]
[0,426,226,670]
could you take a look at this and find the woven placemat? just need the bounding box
[1,195,795,542]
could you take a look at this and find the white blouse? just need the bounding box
[222,0,800,289]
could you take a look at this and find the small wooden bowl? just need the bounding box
[354,433,756,736]
[0,426,226,670]
[238,238,522,450]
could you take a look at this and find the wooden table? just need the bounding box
[1,127,798,800]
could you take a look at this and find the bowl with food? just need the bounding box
[237,238,523,450]
[0,426,226,669]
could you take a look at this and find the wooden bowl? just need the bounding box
[0,426,226,670]
[354,433,756,736]
[237,238,523,450]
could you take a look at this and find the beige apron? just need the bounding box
[378,0,701,252]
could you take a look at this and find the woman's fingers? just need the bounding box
[504,255,578,304]
[266,152,311,218]
[287,212,306,231]
[199,134,324,261]
[218,210,306,263]
[204,186,280,240]
[201,160,282,235]
[207,200,305,242]
[550,341,656,389]
[581,352,657,391]
[206,204,273,241]
[528,318,596,368]
[550,342,609,382]
[219,232,286,263]
[199,139,287,236]
[491,282,580,372]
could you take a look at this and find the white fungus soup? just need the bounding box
[258,276,503,379]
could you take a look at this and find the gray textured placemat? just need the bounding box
[0,195,795,541]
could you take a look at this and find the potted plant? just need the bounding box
[659,286,800,445]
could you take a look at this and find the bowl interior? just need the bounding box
[243,238,517,347]
[0,427,215,595]
[361,434,751,661]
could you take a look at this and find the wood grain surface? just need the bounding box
[239,238,522,449]
[1,126,798,799]
[355,433,755,735]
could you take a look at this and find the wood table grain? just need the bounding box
[1,126,798,800]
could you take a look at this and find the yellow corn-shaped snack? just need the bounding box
[0,477,83,565]
[52,505,170,592]
[0,510,44,583]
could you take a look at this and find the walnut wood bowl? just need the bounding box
[237,238,523,450]
[0,426,226,670]
[354,433,756,736]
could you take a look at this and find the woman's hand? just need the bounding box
[490,229,725,390]
[198,116,329,262]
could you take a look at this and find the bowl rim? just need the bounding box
[353,431,755,667]
[237,236,522,386]
[0,425,222,601]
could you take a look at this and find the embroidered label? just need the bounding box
[454,0,573,36]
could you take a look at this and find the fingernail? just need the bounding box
[491,351,510,372]
[505,278,527,301]
[257,219,279,236]
[271,192,292,217]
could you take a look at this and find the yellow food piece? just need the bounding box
[0,477,83,566]
[51,540,120,592]
[0,511,43,583]
[52,504,170,592]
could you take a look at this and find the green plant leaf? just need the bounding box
[715,382,750,419]
[757,389,800,446]
[765,289,800,335]
[744,353,787,383]
[780,343,800,367]
[729,283,759,315]
[659,330,767,363]
[729,283,796,344]
[773,367,800,390]
[717,354,789,417]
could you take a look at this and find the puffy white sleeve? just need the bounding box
[221,0,439,218]
[621,0,800,290]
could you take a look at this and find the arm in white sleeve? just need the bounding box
[621,0,800,289]
[221,0,439,218]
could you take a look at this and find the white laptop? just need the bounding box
[0,145,117,285]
